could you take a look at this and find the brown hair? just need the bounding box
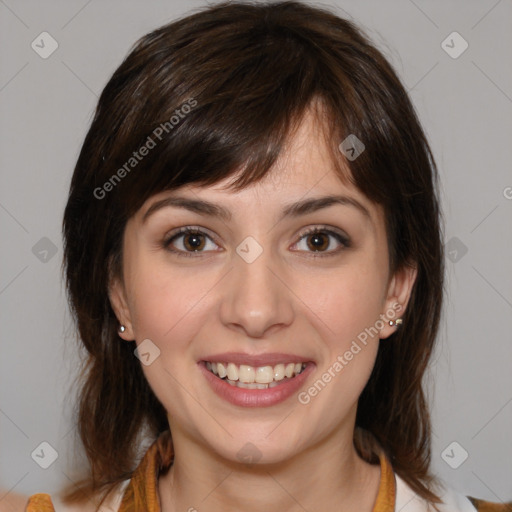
[62,0,444,506]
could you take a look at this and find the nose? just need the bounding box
[219,243,295,338]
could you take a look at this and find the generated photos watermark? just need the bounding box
[93,97,198,200]
[297,302,401,405]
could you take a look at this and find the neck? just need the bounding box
[158,427,381,512]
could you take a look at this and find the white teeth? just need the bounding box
[255,366,274,384]
[238,364,255,383]
[236,381,268,389]
[226,379,280,389]
[284,363,295,378]
[207,361,307,384]
[217,362,227,378]
[273,363,285,381]
[227,362,238,381]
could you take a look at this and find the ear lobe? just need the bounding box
[108,277,134,340]
[379,264,418,340]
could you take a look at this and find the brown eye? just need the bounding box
[183,232,206,251]
[164,227,220,257]
[292,227,350,255]
[306,232,330,252]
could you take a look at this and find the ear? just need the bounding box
[379,263,417,339]
[108,275,135,341]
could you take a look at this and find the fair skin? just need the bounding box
[110,107,417,512]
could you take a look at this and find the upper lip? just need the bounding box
[200,352,313,367]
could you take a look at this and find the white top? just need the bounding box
[47,474,477,511]
[395,473,477,511]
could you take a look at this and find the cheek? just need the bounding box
[126,256,214,340]
[296,269,383,421]
[293,256,386,409]
[300,263,387,348]
[125,263,213,416]
[125,257,222,397]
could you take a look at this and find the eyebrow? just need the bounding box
[142,194,371,223]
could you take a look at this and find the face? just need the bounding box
[110,108,416,465]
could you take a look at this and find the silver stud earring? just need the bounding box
[389,318,403,327]
[118,325,126,334]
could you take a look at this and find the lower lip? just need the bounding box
[199,362,314,407]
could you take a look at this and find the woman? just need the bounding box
[25,1,510,511]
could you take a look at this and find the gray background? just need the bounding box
[1,0,511,506]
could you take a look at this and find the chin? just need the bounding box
[207,427,305,466]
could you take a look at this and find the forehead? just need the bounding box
[137,106,384,231]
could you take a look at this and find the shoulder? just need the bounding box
[395,473,511,512]
[0,489,31,512]
[467,497,512,512]
[23,482,128,512]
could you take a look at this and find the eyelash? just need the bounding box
[162,225,351,259]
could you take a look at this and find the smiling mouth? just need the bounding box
[205,361,307,389]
